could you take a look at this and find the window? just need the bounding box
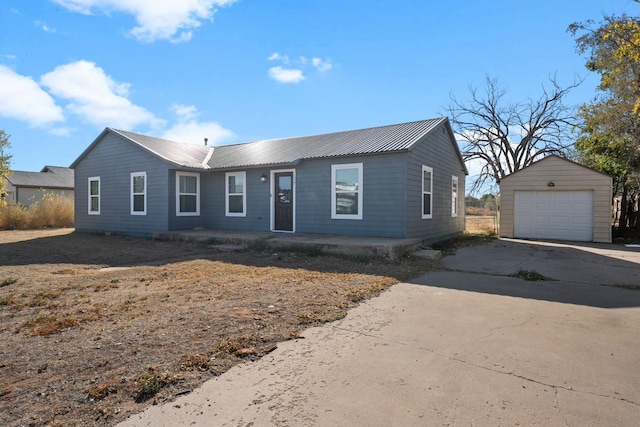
[452,175,459,217]
[88,177,100,215]
[422,166,433,219]
[176,172,200,216]
[131,172,146,215]
[331,163,363,220]
[226,171,246,216]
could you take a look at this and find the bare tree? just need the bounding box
[446,77,580,193]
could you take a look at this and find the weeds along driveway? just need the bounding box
[120,239,640,427]
[0,229,437,427]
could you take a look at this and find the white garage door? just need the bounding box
[514,191,594,241]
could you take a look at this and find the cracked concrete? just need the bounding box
[119,239,640,426]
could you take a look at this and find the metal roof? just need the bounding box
[209,118,446,169]
[73,118,461,172]
[110,129,213,169]
[6,166,74,188]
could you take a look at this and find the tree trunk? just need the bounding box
[617,175,629,237]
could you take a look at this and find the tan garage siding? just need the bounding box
[499,156,612,243]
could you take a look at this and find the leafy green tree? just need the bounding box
[569,13,640,234]
[0,130,12,206]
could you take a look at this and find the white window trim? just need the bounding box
[130,172,147,215]
[176,171,200,216]
[422,166,433,219]
[225,171,246,217]
[452,175,459,217]
[88,176,100,215]
[331,163,363,220]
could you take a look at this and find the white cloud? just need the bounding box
[50,127,72,137]
[312,57,332,72]
[36,21,56,32]
[51,0,237,43]
[162,104,234,145]
[3,54,17,60]
[268,66,305,84]
[0,65,64,127]
[40,60,160,129]
[267,52,288,63]
[267,52,333,83]
[170,104,198,121]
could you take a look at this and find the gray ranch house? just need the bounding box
[70,118,467,242]
[3,166,74,207]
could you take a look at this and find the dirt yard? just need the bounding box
[0,229,437,427]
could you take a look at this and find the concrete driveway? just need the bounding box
[119,239,640,427]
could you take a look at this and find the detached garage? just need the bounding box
[499,156,612,243]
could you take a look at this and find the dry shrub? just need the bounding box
[465,216,498,234]
[19,315,80,336]
[0,204,28,229]
[217,335,254,354]
[0,193,74,230]
[179,353,214,371]
[465,207,496,216]
[87,381,120,401]
[26,289,62,307]
[134,367,180,401]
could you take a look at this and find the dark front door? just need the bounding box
[274,172,294,231]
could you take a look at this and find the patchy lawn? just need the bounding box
[0,229,438,427]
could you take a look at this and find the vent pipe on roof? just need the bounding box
[204,138,208,146]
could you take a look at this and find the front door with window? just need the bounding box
[274,172,294,231]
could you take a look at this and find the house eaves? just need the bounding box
[71,118,468,174]
[70,128,213,170]
[499,154,612,183]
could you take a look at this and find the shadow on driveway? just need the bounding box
[411,238,640,309]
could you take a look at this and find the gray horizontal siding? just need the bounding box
[74,122,467,243]
[295,153,408,238]
[201,169,272,232]
[74,132,171,235]
[406,123,466,241]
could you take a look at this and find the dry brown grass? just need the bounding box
[0,228,438,426]
[465,215,499,234]
[0,194,74,230]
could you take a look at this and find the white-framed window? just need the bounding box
[88,176,100,215]
[131,172,147,215]
[331,163,363,220]
[422,166,433,219]
[452,175,459,217]
[176,171,200,216]
[225,171,246,217]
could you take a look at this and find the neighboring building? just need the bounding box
[499,155,612,243]
[71,118,467,242]
[3,166,74,207]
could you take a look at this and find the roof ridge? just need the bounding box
[109,128,185,145]
[235,117,444,146]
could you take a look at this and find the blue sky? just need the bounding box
[0,0,636,186]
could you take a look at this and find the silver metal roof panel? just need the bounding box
[78,118,450,171]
